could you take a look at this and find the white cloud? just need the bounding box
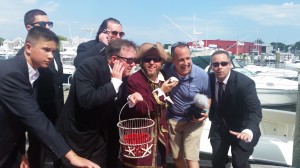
[42,1,59,13]
[226,3,300,27]
[0,0,25,25]
[283,2,294,6]
[22,0,37,4]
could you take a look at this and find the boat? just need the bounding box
[242,64,299,81]
[0,38,23,60]
[62,64,75,90]
[200,108,294,167]
[191,55,298,107]
[285,60,300,72]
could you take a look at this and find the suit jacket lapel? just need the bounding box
[221,71,236,107]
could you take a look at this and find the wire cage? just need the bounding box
[117,101,154,158]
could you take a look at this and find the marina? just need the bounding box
[2,36,299,168]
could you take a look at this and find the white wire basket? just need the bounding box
[117,101,154,158]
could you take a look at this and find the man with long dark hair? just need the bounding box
[74,17,124,68]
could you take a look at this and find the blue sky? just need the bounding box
[0,0,299,45]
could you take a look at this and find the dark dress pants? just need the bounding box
[27,132,44,168]
[210,124,253,168]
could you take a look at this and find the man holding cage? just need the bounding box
[121,42,178,167]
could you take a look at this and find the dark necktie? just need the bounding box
[32,80,38,100]
[218,82,224,105]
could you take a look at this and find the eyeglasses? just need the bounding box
[142,57,162,63]
[30,21,53,28]
[110,31,125,38]
[212,61,230,67]
[115,55,136,64]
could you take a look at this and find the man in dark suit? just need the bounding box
[17,9,64,168]
[56,39,140,168]
[208,50,262,168]
[74,17,125,68]
[0,26,99,168]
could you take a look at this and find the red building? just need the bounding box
[188,39,262,55]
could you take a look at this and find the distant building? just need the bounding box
[188,39,263,55]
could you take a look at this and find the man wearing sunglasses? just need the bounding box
[15,9,64,168]
[56,39,140,168]
[208,50,262,168]
[74,17,125,68]
[120,42,178,167]
[163,42,211,168]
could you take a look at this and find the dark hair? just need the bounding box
[95,18,121,41]
[24,9,47,27]
[211,50,230,62]
[105,39,136,59]
[26,26,59,46]
[171,41,190,57]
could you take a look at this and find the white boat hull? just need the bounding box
[256,88,297,106]
[285,62,300,72]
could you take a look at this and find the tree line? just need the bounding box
[1,36,300,53]
[255,39,300,53]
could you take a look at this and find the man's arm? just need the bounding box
[241,78,262,131]
[229,76,262,143]
[1,73,99,167]
[74,58,118,110]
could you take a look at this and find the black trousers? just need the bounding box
[209,124,254,168]
[27,132,46,168]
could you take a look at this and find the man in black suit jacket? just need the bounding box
[208,50,262,168]
[0,26,99,168]
[56,39,140,168]
[18,9,64,168]
[74,17,124,68]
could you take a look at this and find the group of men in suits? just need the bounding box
[0,8,262,168]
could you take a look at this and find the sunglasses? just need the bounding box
[115,55,136,64]
[142,57,162,63]
[212,61,230,67]
[110,31,125,38]
[30,21,53,28]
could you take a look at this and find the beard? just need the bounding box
[142,66,160,81]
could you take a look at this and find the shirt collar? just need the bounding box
[141,69,165,83]
[27,62,39,86]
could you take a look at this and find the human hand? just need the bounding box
[129,92,143,104]
[160,78,178,93]
[111,60,124,80]
[229,130,251,143]
[65,150,100,168]
[192,112,208,122]
[20,154,29,168]
[98,29,110,45]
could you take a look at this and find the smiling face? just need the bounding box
[141,55,162,81]
[172,45,192,76]
[25,38,56,69]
